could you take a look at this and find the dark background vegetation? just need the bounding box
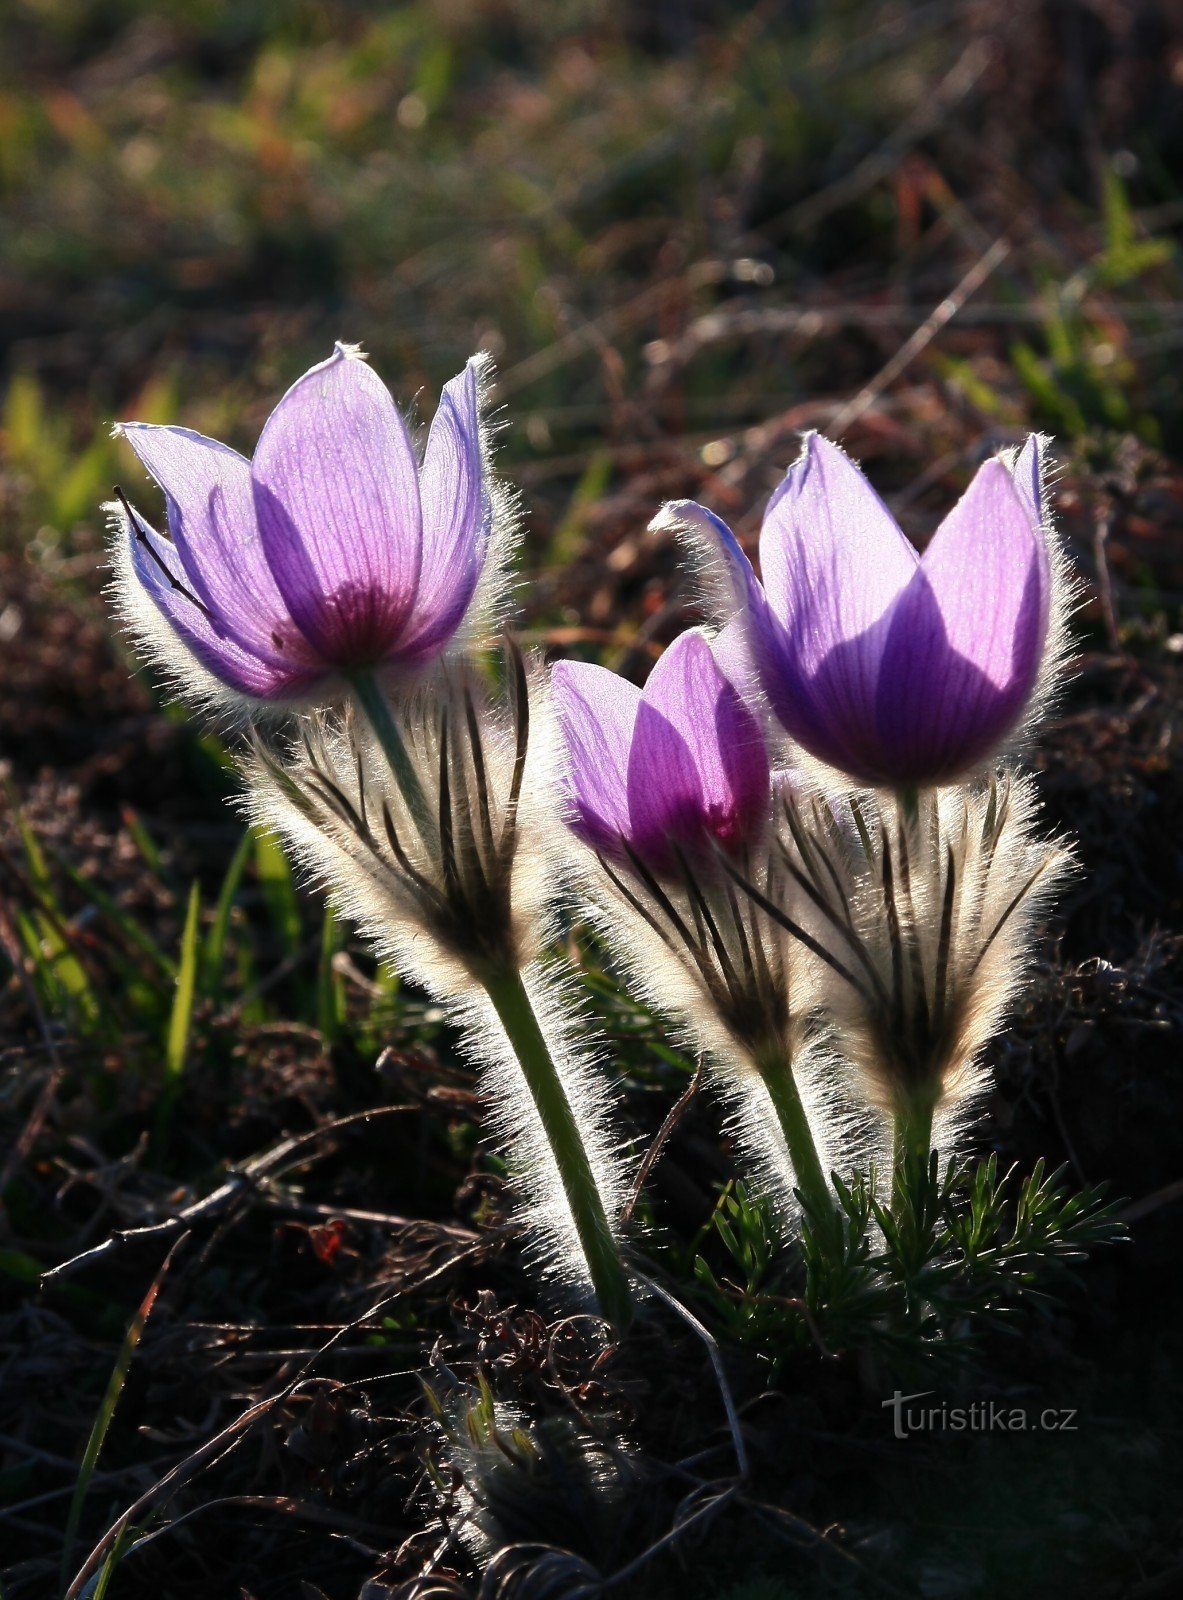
[2,1,1182,1596]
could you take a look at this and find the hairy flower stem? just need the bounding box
[891,1094,936,1212]
[349,669,437,849]
[481,962,633,1327]
[754,1047,840,1247]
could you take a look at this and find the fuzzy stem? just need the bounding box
[481,962,633,1327]
[891,1092,935,1211]
[349,669,436,849]
[754,1047,840,1246]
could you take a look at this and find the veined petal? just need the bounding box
[654,498,763,617]
[874,457,1049,780]
[628,629,770,858]
[123,502,313,700]
[551,660,640,854]
[1009,433,1046,528]
[252,346,423,666]
[399,358,489,661]
[759,434,918,655]
[118,423,308,667]
[653,498,784,738]
[756,435,919,771]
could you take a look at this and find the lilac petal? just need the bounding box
[655,497,784,728]
[252,346,423,666]
[125,504,312,700]
[399,359,489,661]
[1009,433,1045,527]
[551,660,640,855]
[657,499,763,616]
[874,458,1049,781]
[755,434,920,772]
[119,423,310,668]
[627,630,770,860]
[707,615,764,713]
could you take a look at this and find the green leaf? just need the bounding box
[253,827,302,956]
[316,906,346,1044]
[154,881,201,1148]
[61,1247,178,1593]
[165,881,201,1082]
[202,826,254,991]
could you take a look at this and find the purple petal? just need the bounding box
[873,458,1049,780]
[251,346,423,666]
[1009,433,1045,527]
[755,434,919,773]
[657,499,763,617]
[551,660,640,855]
[655,498,781,727]
[125,503,313,700]
[119,423,310,669]
[627,630,770,860]
[399,359,489,661]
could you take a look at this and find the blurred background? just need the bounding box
[3,0,1183,706]
[3,3,1183,1597]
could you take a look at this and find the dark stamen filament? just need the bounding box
[116,487,214,623]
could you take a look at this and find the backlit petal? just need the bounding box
[551,660,640,855]
[252,346,422,665]
[399,358,489,661]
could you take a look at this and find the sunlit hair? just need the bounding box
[243,647,630,1298]
[563,785,872,1227]
[745,770,1074,1160]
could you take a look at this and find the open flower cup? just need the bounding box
[110,344,507,712]
[648,432,1073,1190]
[660,432,1070,796]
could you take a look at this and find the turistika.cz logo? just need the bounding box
[883,1390,1079,1439]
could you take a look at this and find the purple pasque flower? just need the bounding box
[551,626,771,873]
[664,433,1054,789]
[113,345,493,703]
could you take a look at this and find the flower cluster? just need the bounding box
[108,348,1074,1318]
[557,431,1070,1219]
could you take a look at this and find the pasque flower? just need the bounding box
[249,643,633,1324]
[110,344,500,707]
[661,433,1064,790]
[552,626,770,873]
[553,630,859,1238]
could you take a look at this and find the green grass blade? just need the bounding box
[52,852,176,980]
[166,881,201,1081]
[120,807,165,876]
[153,881,200,1148]
[60,1245,178,1593]
[202,826,253,992]
[316,906,346,1045]
[253,828,302,957]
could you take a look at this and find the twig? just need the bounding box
[770,41,992,237]
[619,1058,704,1228]
[62,1245,490,1600]
[41,1105,417,1284]
[1093,508,1123,653]
[1121,1176,1183,1225]
[828,235,1012,438]
[634,1271,748,1480]
[598,1483,738,1592]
